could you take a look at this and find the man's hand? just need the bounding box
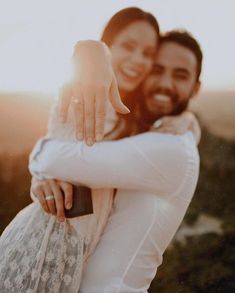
[31,177,73,222]
[150,112,201,144]
[59,40,130,146]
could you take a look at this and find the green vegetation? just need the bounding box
[149,130,235,292]
[0,151,31,233]
[0,129,234,292]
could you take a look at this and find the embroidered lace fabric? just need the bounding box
[0,204,84,292]
[0,99,114,292]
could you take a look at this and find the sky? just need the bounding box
[0,0,234,93]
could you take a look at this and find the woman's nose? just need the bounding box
[131,50,147,67]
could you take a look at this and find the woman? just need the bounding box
[0,7,199,293]
[0,7,160,292]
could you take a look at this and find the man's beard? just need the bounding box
[146,87,191,118]
[171,98,190,115]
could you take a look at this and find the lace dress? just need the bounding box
[0,99,114,292]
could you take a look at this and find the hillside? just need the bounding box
[0,91,53,154]
[0,90,234,154]
[189,90,235,140]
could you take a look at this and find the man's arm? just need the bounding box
[29,132,199,197]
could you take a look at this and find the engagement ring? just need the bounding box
[153,119,163,129]
[45,195,55,201]
[72,97,79,104]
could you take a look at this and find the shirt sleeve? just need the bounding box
[29,132,199,196]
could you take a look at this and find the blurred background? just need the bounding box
[0,0,235,292]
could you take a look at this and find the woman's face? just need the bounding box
[110,21,158,95]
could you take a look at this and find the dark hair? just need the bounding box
[160,30,203,81]
[101,7,160,46]
[100,7,160,139]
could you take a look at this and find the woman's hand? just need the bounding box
[30,177,73,222]
[150,111,201,144]
[59,40,130,146]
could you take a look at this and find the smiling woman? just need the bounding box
[107,21,157,95]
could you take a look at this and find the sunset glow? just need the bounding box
[0,0,234,93]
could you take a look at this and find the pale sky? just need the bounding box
[0,0,234,92]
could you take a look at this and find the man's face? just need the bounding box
[143,41,200,117]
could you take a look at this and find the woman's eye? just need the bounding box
[143,50,155,59]
[122,42,135,51]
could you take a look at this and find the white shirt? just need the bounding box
[29,100,200,262]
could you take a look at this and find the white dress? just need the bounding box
[0,100,114,293]
[29,120,200,293]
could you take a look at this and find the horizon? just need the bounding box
[1,90,234,156]
[0,0,235,93]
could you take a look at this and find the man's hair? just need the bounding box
[160,30,203,81]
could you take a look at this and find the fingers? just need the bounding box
[72,87,84,141]
[49,179,66,222]
[109,75,130,114]
[59,83,72,123]
[31,179,73,223]
[60,75,129,144]
[84,89,95,146]
[33,189,50,214]
[59,181,73,210]
[43,181,57,216]
[95,87,108,142]
[151,125,187,135]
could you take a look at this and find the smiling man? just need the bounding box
[143,30,202,119]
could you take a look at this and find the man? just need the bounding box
[30,30,203,292]
[144,30,201,117]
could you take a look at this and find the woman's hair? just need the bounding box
[100,7,160,139]
[101,7,160,46]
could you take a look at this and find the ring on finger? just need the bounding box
[45,195,55,201]
[153,119,163,129]
[72,97,79,104]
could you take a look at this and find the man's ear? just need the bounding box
[192,80,201,98]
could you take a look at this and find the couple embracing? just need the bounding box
[0,7,202,293]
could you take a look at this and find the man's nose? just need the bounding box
[158,74,173,90]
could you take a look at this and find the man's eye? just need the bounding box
[175,74,188,80]
[152,66,163,74]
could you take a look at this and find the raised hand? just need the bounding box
[59,40,130,146]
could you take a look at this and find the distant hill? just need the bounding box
[189,90,235,140]
[0,91,53,154]
[0,90,234,154]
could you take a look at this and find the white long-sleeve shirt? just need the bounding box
[29,131,199,199]
[29,101,199,264]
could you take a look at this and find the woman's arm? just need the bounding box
[29,132,199,196]
[59,40,130,145]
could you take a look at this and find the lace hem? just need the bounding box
[0,203,85,293]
